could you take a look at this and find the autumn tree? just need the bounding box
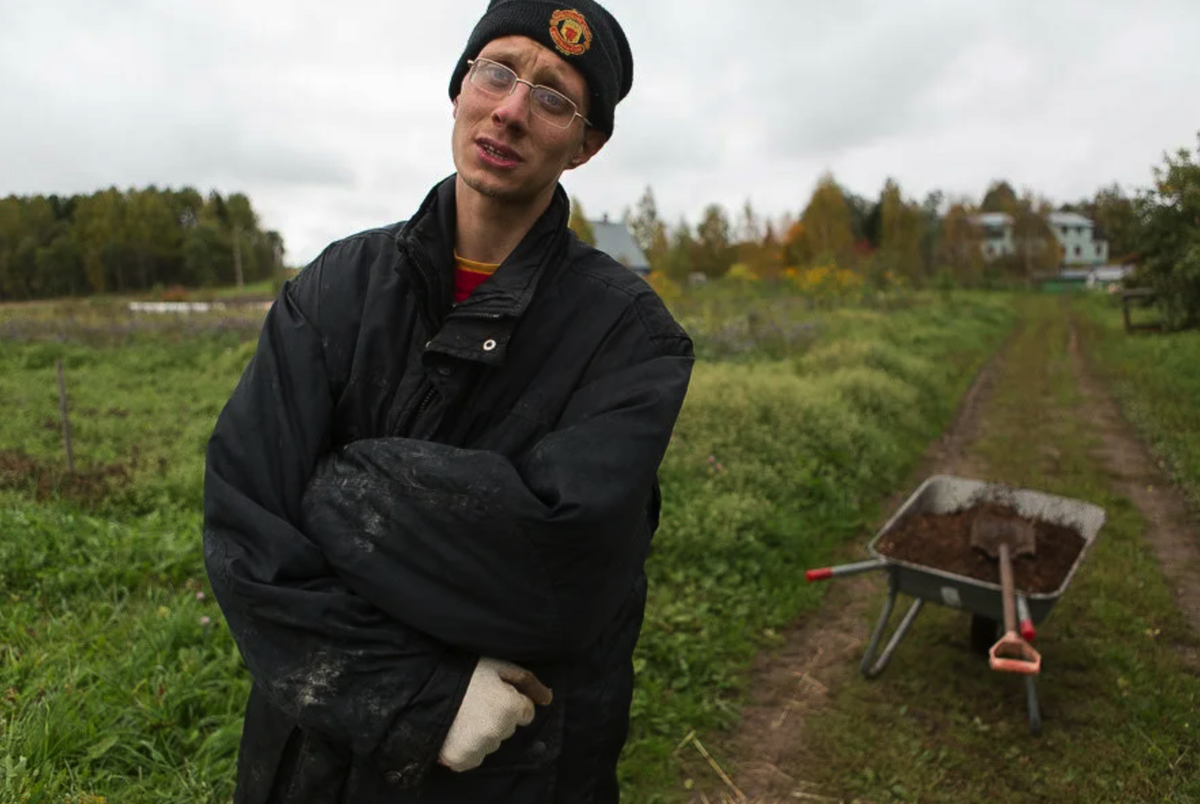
[1134,133,1200,329]
[568,196,596,246]
[1010,193,1061,281]
[693,204,736,278]
[624,186,668,271]
[663,218,696,281]
[758,220,786,279]
[799,173,855,265]
[877,178,925,284]
[937,202,985,285]
[1089,184,1140,260]
[981,180,1019,213]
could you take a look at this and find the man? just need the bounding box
[202,1,693,801]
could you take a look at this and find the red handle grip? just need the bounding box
[805,568,834,582]
[1020,619,1036,642]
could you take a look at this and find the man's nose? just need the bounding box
[492,82,533,127]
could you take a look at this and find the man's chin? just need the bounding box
[460,172,534,204]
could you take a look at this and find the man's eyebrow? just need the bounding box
[484,50,573,93]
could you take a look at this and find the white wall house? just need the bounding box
[974,212,1016,260]
[1049,212,1108,268]
[971,211,1108,269]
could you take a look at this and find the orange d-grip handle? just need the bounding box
[989,631,1042,675]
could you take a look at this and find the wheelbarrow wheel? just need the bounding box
[969,614,1000,658]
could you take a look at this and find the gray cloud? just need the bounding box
[3,0,1199,263]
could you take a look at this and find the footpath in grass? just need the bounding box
[736,296,1200,804]
[1073,293,1200,507]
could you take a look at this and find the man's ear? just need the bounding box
[452,97,459,119]
[566,128,607,170]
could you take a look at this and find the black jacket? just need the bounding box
[203,177,693,804]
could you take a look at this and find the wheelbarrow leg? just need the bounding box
[1025,674,1042,736]
[861,580,925,679]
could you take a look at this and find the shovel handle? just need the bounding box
[805,559,886,582]
[989,631,1042,675]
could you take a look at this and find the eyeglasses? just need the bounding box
[466,58,591,130]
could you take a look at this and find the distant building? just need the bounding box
[1049,211,1108,268]
[974,212,1017,261]
[970,210,1109,269]
[590,216,651,276]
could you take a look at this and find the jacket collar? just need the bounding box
[397,176,572,366]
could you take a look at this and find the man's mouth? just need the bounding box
[477,138,521,164]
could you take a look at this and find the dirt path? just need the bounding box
[1068,321,1200,668]
[686,315,1200,803]
[684,343,1011,803]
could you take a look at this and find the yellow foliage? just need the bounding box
[724,263,760,282]
[644,270,683,302]
[786,262,863,301]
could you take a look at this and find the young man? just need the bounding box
[202,1,693,802]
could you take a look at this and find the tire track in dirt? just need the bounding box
[1068,320,1200,669]
[685,337,1014,804]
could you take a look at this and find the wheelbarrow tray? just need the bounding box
[866,475,1106,625]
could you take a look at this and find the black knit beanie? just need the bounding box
[449,0,633,139]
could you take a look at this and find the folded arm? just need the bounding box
[203,268,472,785]
[301,331,693,663]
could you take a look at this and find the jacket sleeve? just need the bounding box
[299,315,693,664]
[203,266,473,785]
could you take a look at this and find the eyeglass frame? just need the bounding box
[465,58,593,130]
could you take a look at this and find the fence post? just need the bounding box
[55,357,75,473]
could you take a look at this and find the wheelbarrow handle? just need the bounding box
[805,558,887,582]
[1016,594,1036,642]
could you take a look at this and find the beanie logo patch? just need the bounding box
[549,9,591,56]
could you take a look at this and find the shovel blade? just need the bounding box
[970,512,1037,560]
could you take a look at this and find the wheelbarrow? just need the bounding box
[805,475,1106,734]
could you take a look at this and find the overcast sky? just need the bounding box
[3,0,1198,265]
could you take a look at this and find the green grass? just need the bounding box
[0,290,1016,803]
[1074,293,1200,507]
[794,296,1200,803]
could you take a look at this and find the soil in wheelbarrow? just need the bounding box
[874,502,1086,593]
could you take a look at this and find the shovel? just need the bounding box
[970,512,1042,674]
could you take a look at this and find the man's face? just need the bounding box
[452,35,605,207]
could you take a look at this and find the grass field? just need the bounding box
[1074,293,1200,507]
[3,288,1015,801]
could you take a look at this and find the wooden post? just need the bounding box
[55,358,75,473]
[1122,294,1132,333]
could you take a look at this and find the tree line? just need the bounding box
[0,187,284,301]
[596,174,1145,293]
[575,132,1199,326]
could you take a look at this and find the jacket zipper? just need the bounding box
[394,381,437,437]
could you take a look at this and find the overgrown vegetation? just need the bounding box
[0,289,1013,802]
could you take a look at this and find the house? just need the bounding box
[974,212,1017,261]
[971,211,1109,269]
[590,217,651,276]
[1049,212,1108,268]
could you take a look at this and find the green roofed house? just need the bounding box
[590,216,651,276]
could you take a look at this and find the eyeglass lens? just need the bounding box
[470,60,579,128]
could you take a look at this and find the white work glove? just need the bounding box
[438,657,553,772]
